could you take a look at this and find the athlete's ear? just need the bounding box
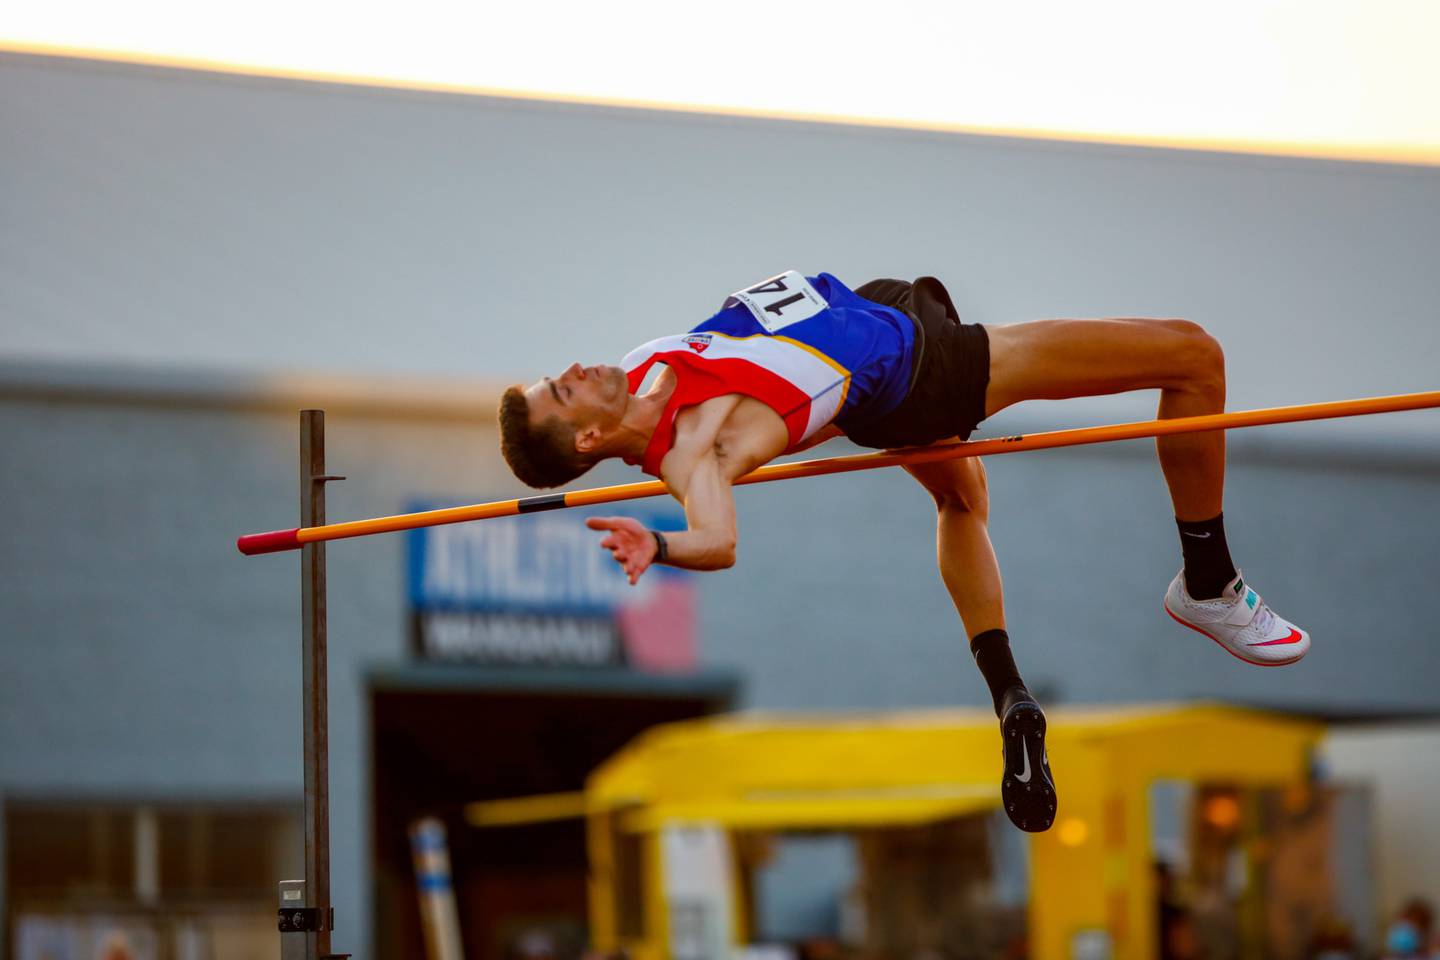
[574,424,603,454]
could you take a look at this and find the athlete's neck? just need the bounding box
[601,372,675,462]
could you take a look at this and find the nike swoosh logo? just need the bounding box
[1016,736,1032,782]
[1182,531,1212,538]
[1250,628,1304,646]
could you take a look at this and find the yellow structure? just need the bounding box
[575,703,1323,960]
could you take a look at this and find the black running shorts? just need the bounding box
[841,277,991,450]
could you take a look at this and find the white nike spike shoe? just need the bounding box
[1164,570,1310,666]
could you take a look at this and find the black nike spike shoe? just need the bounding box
[999,691,1057,832]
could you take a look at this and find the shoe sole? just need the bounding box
[1000,701,1056,833]
[1163,602,1307,667]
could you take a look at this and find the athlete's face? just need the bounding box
[523,362,628,452]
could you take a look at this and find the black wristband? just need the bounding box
[651,529,669,564]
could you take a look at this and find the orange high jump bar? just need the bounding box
[238,389,1440,556]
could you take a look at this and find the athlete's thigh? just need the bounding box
[904,455,988,513]
[983,317,1217,418]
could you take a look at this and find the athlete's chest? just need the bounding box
[674,395,790,478]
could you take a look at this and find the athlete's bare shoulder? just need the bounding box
[713,397,792,477]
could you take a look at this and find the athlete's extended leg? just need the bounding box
[982,317,1310,664]
[906,456,1057,832]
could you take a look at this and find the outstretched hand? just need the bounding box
[586,516,658,585]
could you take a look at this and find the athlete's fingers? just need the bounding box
[599,535,618,550]
[586,517,619,531]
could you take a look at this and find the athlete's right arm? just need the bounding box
[585,398,742,583]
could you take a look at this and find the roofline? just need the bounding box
[3,358,1438,469]
[0,357,505,423]
[6,47,1439,175]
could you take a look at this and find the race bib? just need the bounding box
[725,270,827,332]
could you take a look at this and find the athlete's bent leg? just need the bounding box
[981,317,1310,663]
[985,317,1235,598]
[983,317,1225,521]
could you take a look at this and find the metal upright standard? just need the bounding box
[277,410,349,960]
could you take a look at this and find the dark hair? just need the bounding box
[497,386,595,489]
[1402,898,1435,936]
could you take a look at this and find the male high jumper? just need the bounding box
[496,271,1310,833]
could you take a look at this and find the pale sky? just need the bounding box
[5,0,1440,163]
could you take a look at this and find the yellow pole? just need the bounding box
[238,389,1440,555]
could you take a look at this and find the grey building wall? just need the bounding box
[2,51,1439,960]
[2,51,1439,425]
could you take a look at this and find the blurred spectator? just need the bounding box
[1155,862,1200,960]
[509,929,560,960]
[1306,913,1357,960]
[100,932,137,960]
[796,938,842,960]
[1381,897,1434,959]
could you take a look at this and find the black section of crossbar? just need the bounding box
[517,493,569,513]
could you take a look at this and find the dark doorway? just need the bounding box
[369,665,739,960]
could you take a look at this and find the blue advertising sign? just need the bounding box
[407,501,697,670]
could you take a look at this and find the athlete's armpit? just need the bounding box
[789,423,845,453]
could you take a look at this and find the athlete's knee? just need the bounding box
[930,463,989,518]
[1160,318,1225,392]
[936,491,988,522]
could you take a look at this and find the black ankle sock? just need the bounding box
[1176,512,1237,600]
[998,685,1037,719]
[969,628,1029,719]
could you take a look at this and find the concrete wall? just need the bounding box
[3,51,1439,428]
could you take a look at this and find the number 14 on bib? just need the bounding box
[726,270,827,333]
